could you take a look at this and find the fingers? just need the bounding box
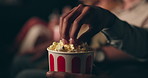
[59,7,76,40]
[78,28,99,45]
[60,4,91,44]
[46,71,74,78]
[59,4,114,44]
[69,6,90,44]
[46,71,96,78]
[60,4,83,44]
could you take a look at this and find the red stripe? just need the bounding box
[57,56,65,72]
[85,55,92,74]
[72,57,81,73]
[50,54,54,71]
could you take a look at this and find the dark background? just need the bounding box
[0,0,78,77]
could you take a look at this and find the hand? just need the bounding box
[60,4,116,44]
[46,71,96,78]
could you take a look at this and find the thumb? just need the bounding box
[78,29,99,45]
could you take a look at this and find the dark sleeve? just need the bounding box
[105,18,148,60]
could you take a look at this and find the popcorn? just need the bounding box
[48,40,91,52]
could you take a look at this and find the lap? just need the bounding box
[16,69,47,78]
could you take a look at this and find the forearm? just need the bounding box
[106,18,148,59]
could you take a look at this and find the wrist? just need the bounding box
[106,14,118,29]
[104,18,126,39]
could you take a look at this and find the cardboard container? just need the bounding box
[47,48,94,74]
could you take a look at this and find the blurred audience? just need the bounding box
[11,6,71,78]
[0,0,76,77]
[11,17,51,78]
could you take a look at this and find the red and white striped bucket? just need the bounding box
[47,49,94,74]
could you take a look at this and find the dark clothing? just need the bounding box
[16,69,47,78]
[106,18,148,60]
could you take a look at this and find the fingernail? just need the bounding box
[78,4,81,7]
[78,4,83,7]
[62,38,68,44]
[46,71,54,75]
[46,72,51,75]
[69,38,75,44]
[46,71,55,78]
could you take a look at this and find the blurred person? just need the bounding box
[118,0,148,27]
[0,0,57,77]
[11,17,51,78]
[99,0,148,61]
[47,1,148,78]
[80,0,123,12]
[11,14,58,78]
[11,17,55,78]
[11,6,71,78]
[0,0,74,77]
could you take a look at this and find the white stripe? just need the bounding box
[48,52,50,71]
[54,53,58,71]
[80,55,86,74]
[65,55,72,72]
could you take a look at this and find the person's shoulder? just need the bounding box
[30,25,48,31]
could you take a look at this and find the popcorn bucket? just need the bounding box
[47,49,94,74]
